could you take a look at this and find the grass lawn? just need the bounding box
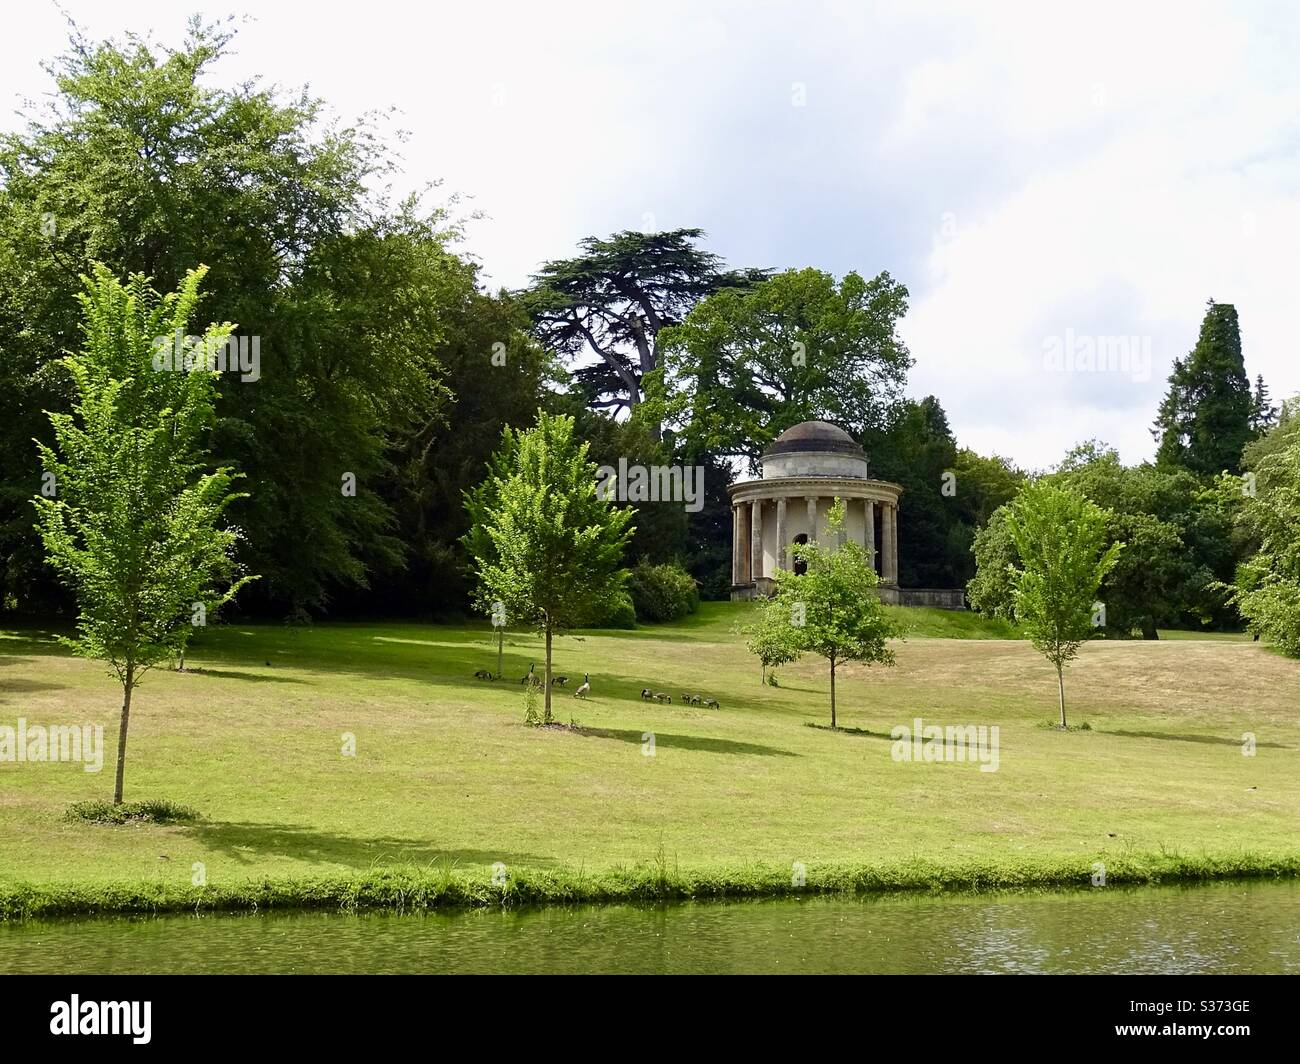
[1,602,1297,914]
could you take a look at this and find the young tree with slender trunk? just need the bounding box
[749,499,900,728]
[33,265,256,803]
[464,411,634,723]
[1005,481,1122,727]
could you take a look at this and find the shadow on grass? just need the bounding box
[0,678,71,698]
[804,723,892,740]
[181,820,556,870]
[574,726,797,757]
[1104,729,1290,749]
[177,668,309,685]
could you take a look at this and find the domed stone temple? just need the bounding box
[727,420,962,608]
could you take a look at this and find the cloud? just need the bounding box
[3,0,1297,468]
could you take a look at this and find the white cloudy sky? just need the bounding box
[4,0,1298,469]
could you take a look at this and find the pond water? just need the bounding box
[2,879,1297,974]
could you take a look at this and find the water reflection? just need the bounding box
[2,879,1297,974]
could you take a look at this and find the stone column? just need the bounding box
[882,502,895,584]
[750,499,764,582]
[776,497,787,570]
[864,498,875,570]
[731,504,742,584]
[737,501,750,581]
[805,496,818,542]
[891,503,900,584]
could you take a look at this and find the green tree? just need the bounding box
[750,499,901,727]
[741,597,803,684]
[1251,374,1279,433]
[652,268,911,468]
[464,411,634,722]
[1153,301,1254,475]
[1229,400,1300,654]
[33,265,255,803]
[966,503,1019,621]
[1,18,472,617]
[355,287,557,617]
[520,228,765,419]
[1005,482,1122,727]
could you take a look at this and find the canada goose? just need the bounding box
[520,663,535,684]
[551,675,568,686]
[681,693,692,704]
[573,674,590,698]
[690,695,702,705]
[474,669,493,680]
[640,688,653,699]
[702,698,719,709]
[654,692,671,703]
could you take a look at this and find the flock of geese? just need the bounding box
[473,663,718,707]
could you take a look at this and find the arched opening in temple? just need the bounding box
[792,533,809,575]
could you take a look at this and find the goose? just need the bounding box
[474,669,493,680]
[573,674,590,699]
[681,693,693,704]
[702,698,719,709]
[640,688,654,700]
[690,695,702,705]
[654,692,671,703]
[520,663,535,685]
[551,675,568,686]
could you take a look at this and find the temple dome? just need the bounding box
[761,421,868,479]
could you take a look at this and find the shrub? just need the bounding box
[65,799,200,825]
[627,561,699,622]
[591,589,637,629]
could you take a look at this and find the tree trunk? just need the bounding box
[114,665,134,804]
[1141,619,1159,640]
[1056,662,1067,729]
[829,659,837,730]
[543,623,553,724]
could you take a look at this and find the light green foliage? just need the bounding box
[1005,481,1122,726]
[1230,400,1300,654]
[741,597,803,684]
[652,267,911,468]
[32,265,255,801]
[750,499,901,727]
[464,411,634,721]
[966,504,1019,621]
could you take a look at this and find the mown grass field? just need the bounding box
[0,603,1297,912]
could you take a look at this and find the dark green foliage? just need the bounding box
[863,397,1022,589]
[0,19,496,617]
[626,561,699,622]
[1153,301,1254,476]
[520,228,766,416]
[1251,375,1279,433]
[350,289,556,618]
